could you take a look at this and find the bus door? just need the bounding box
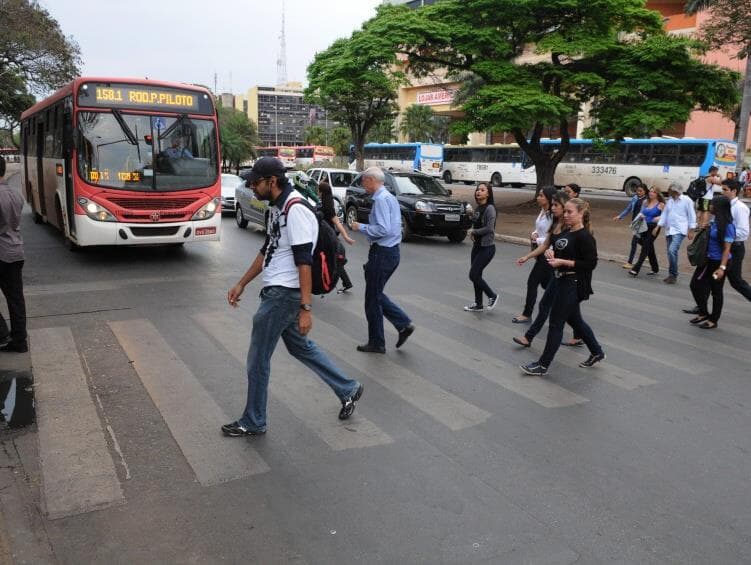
[62,100,75,236]
[35,118,47,217]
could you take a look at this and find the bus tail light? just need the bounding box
[78,197,116,222]
[191,198,220,221]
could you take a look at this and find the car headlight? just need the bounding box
[464,202,474,214]
[192,198,220,221]
[415,200,435,212]
[78,197,116,222]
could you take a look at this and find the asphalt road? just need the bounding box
[2,176,751,563]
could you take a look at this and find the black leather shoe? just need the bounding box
[395,324,415,349]
[0,341,28,353]
[221,421,266,437]
[682,307,700,314]
[356,343,385,354]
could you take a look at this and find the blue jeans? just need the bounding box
[240,285,360,432]
[538,277,603,369]
[364,244,411,348]
[666,233,686,277]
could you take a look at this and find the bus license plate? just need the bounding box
[196,227,216,236]
[444,214,460,222]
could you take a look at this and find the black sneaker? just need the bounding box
[520,362,548,376]
[486,295,499,311]
[579,353,606,368]
[221,421,266,437]
[356,343,386,354]
[339,384,364,420]
[463,303,483,312]
[0,341,28,353]
[395,324,415,349]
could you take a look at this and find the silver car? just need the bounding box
[220,174,243,216]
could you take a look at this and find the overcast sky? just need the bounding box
[41,0,382,94]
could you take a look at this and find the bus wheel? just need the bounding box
[623,177,641,197]
[235,205,248,229]
[443,171,453,184]
[447,230,467,243]
[491,173,502,187]
[401,215,412,242]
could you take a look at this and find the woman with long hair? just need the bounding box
[318,181,355,293]
[513,186,556,323]
[464,182,498,312]
[613,183,647,269]
[629,186,665,277]
[688,195,735,329]
[520,198,605,376]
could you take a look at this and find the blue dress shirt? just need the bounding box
[359,186,402,247]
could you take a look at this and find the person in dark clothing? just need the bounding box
[513,186,556,323]
[520,198,605,376]
[688,195,735,329]
[464,182,499,312]
[317,181,355,293]
[0,156,28,353]
[613,183,647,269]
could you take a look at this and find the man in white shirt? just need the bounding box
[221,157,363,437]
[722,179,751,301]
[655,182,696,284]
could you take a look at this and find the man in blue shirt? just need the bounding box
[350,167,414,353]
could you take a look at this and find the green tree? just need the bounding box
[303,125,328,145]
[370,0,740,191]
[305,23,405,171]
[367,118,396,143]
[217,107,259,173]
[329,126,353,158]
[400,104,436,141]
[0,0,80,144]
[688,0,751,167]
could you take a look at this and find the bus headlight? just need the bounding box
[77,197,116,222]
[415,200,436,212]
[191,198,220,221]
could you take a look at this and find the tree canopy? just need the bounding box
[369,0,740,189]
[0,0,80,144]
[305,24,405,170]
[400,104,435,142]
[218,107,259,173]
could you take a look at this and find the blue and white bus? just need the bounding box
[519,138,738,195]
[442,144,524,187]
[357,143,443,177]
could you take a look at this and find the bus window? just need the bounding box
[651,144,679,165]
[625,143,652,164]
[678,144,706,167]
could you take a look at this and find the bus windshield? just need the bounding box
[77,111,218,191]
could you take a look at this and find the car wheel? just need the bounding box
[401,215,412,242]
[443,170,453,184]
[623,177,641,197]
[235,205,248,229]
[346,205,358,227]
[491,172,502,187]
[447,230,467,243]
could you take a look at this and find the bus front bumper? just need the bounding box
[73,214,221,246]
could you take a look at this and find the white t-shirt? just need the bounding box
[261,189,318,288]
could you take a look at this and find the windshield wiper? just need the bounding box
[159,113,192,141]
[111,109,138,146]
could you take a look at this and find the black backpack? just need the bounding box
[686,176,708,201]
[283,197,340,295]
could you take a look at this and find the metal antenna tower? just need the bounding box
[276,1,288,86]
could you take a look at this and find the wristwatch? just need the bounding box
[300,303,312,311]
[719,265,727,271]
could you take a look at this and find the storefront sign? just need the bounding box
[416,89,457,106]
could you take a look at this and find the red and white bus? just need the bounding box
[295,145,335,167]
[256,146,296,169]
[20,77,221,248]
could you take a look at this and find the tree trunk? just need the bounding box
[534,158,557,194]
[736,54,751,170]
[354,137,365,172]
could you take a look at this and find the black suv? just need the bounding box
[345,170,473,242]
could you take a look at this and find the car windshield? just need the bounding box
[329,172,354,187]
[394,175,448,196]
[77,111,218,191]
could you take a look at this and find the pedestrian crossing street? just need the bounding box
[27,278,750,520]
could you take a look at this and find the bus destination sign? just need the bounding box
[78,82,214,114]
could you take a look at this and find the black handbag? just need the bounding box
[687,228,709,267]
